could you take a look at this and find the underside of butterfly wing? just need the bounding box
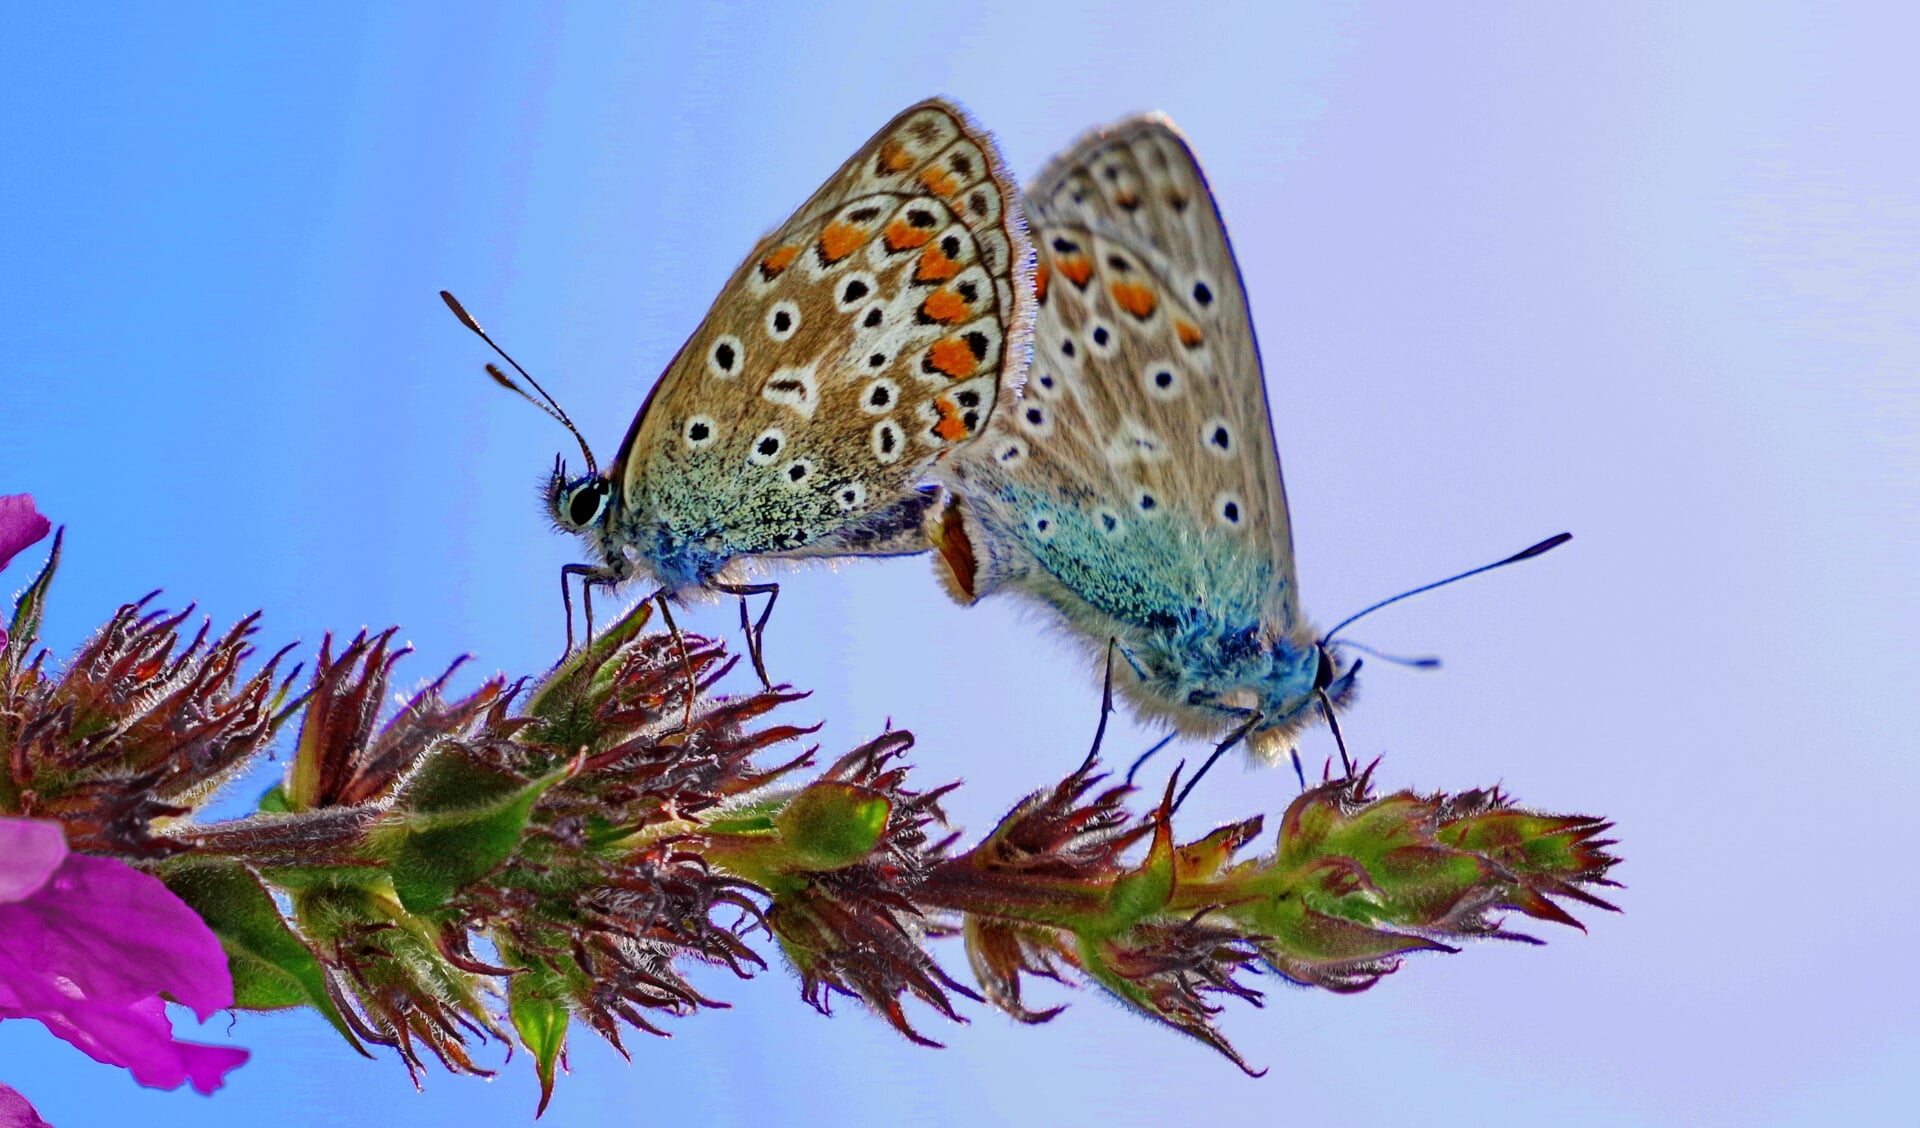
[932,115,1320,741]
[595,99,1034,592]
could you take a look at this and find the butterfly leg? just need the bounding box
[1172,705,1262,813]
[1125,733,1178,786]
[652,590,698,728]
[1317,689,1355,779]
[714,581,780,688]
[1076,639,1121,774]
[559,562,615,659]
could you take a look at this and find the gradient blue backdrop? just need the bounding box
[3,4,1915,1125]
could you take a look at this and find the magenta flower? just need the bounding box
[0,817,249,1104]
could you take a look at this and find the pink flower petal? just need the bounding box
[0,1084,54,1128]
[0,847,248,1093]
[0,819,67,903]
[21,996,250,1095]
[0,851,234,1019]
[0,494,51,573]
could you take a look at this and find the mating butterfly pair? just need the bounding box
[452,98,1565,783]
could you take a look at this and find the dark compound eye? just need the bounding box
[1314,648,1335,690]
[566,481,606,527]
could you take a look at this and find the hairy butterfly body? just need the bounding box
[539,99,1032,648]
[930,114,1346,766]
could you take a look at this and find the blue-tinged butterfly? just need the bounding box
[447,98,1033,678]
[928,114,1566,791]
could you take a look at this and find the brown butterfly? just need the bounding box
[449,99,1033,679]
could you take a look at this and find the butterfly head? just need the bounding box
[1242,640,1359,763]
[547,456,613,535]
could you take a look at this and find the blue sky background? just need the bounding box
[3,3,1916,1125]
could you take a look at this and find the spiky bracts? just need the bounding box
[1,543,1620,1114]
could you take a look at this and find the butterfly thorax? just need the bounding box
[1117,613,1323,744]
[549,468,734,594]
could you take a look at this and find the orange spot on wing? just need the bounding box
[920,287,970,323]
[885,218,934,252]
[918,167,959,197]
[932,396,969,441]
[915,244,961,283]
[878,142,914,173]
[817,222,866,263]
[1109,280,1158,320]
[1057,255,1092,288]
[1034,262,1051,304]
[926,338,977,379]
[760,245,798,278]
[1175,319,1205,348]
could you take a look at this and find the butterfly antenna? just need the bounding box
[1329,640,1442,669]
[1321,532,1572,644]
[439,290,599,476]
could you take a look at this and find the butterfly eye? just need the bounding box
[1313,648,1336,691]
[562,479,610,529]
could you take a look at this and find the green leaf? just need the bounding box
[371,747,573,913]
[508,962,571,1117]
[163,858,367,1054]
[3,526,61,675]
[773,782,891,871]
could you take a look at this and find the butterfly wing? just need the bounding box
[934,115,1305,645]
[609,99,1033,584]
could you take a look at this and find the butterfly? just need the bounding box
[929,114,1568,789]
[452,99,1033,677]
